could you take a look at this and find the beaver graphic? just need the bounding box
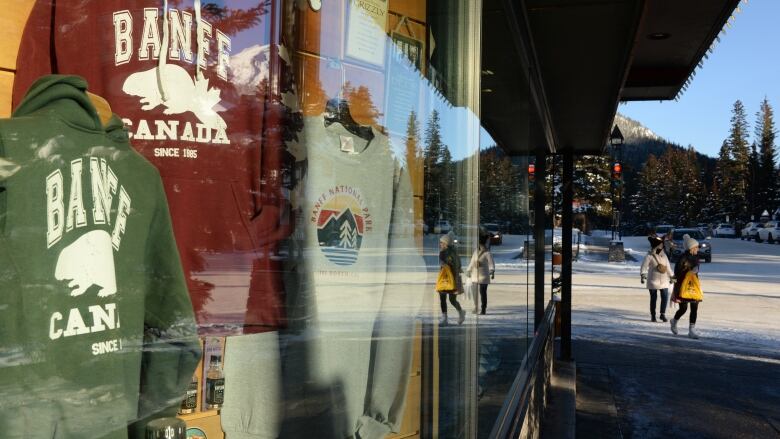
[55,230,117,297]
[122,64,226,131]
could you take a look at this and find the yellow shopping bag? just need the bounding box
[436,265,456,292]
[679,271,703,301]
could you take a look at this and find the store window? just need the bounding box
[0,0,499,438]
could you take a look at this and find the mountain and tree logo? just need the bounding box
[314,191,369,266]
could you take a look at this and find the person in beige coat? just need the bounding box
[466,235,496,315]
[640,235,673,322]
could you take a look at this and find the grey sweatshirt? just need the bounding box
[222,115,425,439]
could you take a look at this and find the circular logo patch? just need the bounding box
[311,186,374,266]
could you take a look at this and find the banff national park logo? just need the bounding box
[311,186,373,266]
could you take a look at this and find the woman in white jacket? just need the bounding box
[640,235,673,322]
[466,236,496,315]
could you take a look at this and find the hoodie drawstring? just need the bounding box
[195,0,204,81]
[157,0,203,101]
[157,0,170,102]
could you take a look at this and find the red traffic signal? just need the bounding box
[612,162,622,177]
[528,163,536,181]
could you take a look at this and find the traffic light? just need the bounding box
[611,162,622,189]
[528,162,536,190]
[612,162,622,179]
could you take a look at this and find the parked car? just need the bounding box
[741,222,764,241]
[756,220,780,243]
[670,228,712,263]
[433,220,452,234]
[713,223,736,238]
[654,224,675,236]
[483,223,503,245]
[697,223,713,238]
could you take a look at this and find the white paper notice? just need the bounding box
[345,0,389,66]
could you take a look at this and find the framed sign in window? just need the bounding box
[391,33,424,71]
[384,33,424,136]
[345,0,389,67]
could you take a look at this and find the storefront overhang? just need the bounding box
[481,0,740,156]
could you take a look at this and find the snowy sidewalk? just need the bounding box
[571,237,780,439]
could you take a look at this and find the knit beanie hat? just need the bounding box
[648,235,663,248]
[683,234,699,250]
[440,234,454,247]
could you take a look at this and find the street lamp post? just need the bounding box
[609,125,624,241]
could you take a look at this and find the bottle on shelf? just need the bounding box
[145,417,186,439]
[205,355,225,410]
[178,374,198,415]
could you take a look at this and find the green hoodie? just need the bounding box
[0,75,200,439]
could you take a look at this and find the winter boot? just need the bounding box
[440,314,449,327]
[660,314,668,322]
[458,309,466,325]
[651,313,657,322]
[480,307,486,315]
[670,318,679,335]
[688,324,700,339]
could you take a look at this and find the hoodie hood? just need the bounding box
[12,75,102,131]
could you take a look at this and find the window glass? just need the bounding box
[0,0,503,438]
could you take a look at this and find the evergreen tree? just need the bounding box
[714,140,737,220]
[573,155,612,227]
[423,110,445,222]
[405,110,423,192]
[703,178,722,224]
[728,100,751,217]
[343,82,381,126]
[658,147,705,226]
[755,98,778,211]
[440,146,455,219]
[749,142,760,216]
[479,147,522,225]
[631,154,664,224]
[339,221,356,249]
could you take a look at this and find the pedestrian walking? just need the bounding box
[670,234,704,339]
[436,234,466,326]
[466,234,495,315]
[640,235,672,322]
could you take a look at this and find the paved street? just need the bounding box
[572,236,780,439]
[391,233,780,437]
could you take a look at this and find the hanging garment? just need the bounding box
[0,75,200,439]
[14,0,295,335]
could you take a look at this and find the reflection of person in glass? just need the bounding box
[466,232,496,315]
[438,234,466,326]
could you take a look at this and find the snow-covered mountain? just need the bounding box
[614,113,662,142]
[229,44,270,96]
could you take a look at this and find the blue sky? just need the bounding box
[620,0,780,158]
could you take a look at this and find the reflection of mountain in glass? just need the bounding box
[318,209,364,266]
[229,44,270,96]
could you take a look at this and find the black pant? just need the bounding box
[439,292,462,314]
[673,301,699,324]
[479,284,488,312]
[649,288,668,316]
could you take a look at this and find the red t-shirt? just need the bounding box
[14,0,291,334]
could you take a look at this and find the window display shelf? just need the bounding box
[178,409,220,422]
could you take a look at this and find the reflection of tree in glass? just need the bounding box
[343,81,382,127]
[300,66,330,116]
[423,110,454,222]
[405,110,424,191]
[480,147,522,224]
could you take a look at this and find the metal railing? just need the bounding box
[488,301,557,439]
